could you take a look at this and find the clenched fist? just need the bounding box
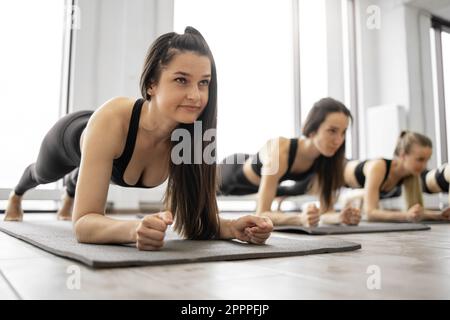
[406,204,425,222]
[231,215,273,244]
[340,206,361,225]
[300,204,320,227]
[136,211,173,251]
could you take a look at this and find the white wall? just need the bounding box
[71,0,174,111]
[70,0,174,209]
[354,0,439,165]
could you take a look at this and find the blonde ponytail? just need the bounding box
[394,130,432,210]
[402,175,424,209]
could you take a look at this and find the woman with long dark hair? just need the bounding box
[219,97,360,226]
[5,27,273,249]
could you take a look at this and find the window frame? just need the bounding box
[431,15,450,165]
[294,0,359,159]
[0,0,75,205]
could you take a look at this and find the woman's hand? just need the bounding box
[300,204,320,227]
[405,204,425,222]
[231,215,273,245]
[439,207,450,221]
[340,206,361,225]
[135,211,173,251]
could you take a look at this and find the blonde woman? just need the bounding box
[344,131,450,222]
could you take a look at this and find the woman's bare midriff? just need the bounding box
[242,157,261,186]
[344,160,360,188]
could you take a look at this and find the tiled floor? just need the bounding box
[0,213,449,299]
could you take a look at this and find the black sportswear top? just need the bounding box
[110,98,154,188]
[354,158,404,191]
[353,159,404,198]
[354,159,390,187]
[251,138,314,182]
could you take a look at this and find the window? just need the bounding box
[298,0,328,120]
[430,17,450,165]
[174,0,295,161]
[299,0,356,159]
[0,1,67,200]
[174,0,354,164]
[442,31,450,160]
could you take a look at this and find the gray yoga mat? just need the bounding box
[0,220,361,268]
[274,221,431,235]
[421,220,450,224]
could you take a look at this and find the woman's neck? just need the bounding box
[140,100,177,145]
[391,158,412,180]
[299,137,322,162]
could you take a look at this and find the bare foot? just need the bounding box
[56,193,74,221]
[5,191,24,221]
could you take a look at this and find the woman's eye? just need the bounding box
[175,78,187,84]
[200,80,210,86]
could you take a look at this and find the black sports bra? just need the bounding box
[251,138,314,182]
[354,159,390,187]
[110,98,156,188]
[354,158,404,194]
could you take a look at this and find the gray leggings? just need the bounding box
[14,110,93,198]
[218,153,312,196]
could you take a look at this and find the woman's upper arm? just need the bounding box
[256,137,289,213]
[72,105,123,224]
[363,160,385,213]
[258,137,288,177]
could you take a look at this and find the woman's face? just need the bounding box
[311,112,349,157]
[148,51,212,124]
[401,144,432,175]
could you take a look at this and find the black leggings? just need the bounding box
[421,166,449,194]
[14,110,93,198]
[218,153,312,197]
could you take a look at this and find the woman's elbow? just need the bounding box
[366,210,377,222]
[73,216,91,243]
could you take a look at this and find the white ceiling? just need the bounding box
[405,0,450,20]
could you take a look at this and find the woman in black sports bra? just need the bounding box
[5,27,273,250]
[344,131,450,222]
[219,98,361,227]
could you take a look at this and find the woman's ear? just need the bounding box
[147,81,157,96]
[147,85,154,96]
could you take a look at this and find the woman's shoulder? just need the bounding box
[83,97,139,156]
[267,136,291,149]
[95,96,136,116]
[262,136,291,158]
[366,158,389,174]
[90,97,137,129]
